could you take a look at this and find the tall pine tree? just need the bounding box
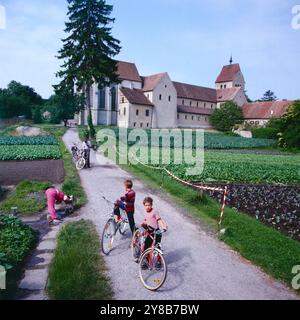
[56,0,121,136]
[260,90,277,102]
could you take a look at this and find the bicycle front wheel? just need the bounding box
[101,218,116,255]
[76,157,86,170]
[131,229,142,262]
[119,210,128,236]
[139,248,167,291]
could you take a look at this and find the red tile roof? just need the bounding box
[117,61,142,82]
[120,87,153,106]
[173,81,217,103]
[177,105,214,116]
[216,64,241,83]
[217,87,241,102]
[242,101,293,119]
[142,73,167,91]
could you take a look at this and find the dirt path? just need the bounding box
[63,128,298,300]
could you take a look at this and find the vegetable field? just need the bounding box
[0,134,61,161]
[0,136,58,145]
[0,145,61,160]
[166,151,300,184]
[102,128,276,149]
[202,183,300,241]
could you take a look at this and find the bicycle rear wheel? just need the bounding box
[131,229,142,262]
[139,248,167,291]
[76,157,86,170]
[118,209,128,236]
[101,218,116,255]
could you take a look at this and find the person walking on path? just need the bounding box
[83,138,92,168]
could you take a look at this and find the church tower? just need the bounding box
[215,57,245,90]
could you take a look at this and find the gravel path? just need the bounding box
[63,129,298,300]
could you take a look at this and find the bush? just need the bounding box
[210,102,244,132]
[251,127,279,139]
[0,214,36,299]
[0,215,36,267]
[277,101,300,149]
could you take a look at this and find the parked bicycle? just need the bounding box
[131,227,167,291]
[101,196,128,255]
[71,142,86,170]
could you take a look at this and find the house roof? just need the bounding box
[242,101,293,119]
[216,64,241,83]
[117,61,142,82]
[177,105,214,116]
[141,73,167,91]
[120,87,153,106]
[173,81,217,103]
[217,87,241,102]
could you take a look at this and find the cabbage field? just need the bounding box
[0,136,58,145]
[166,151,300,184]
[0,135,61,160]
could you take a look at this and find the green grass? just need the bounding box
[120,162,300,292]
[0,180,52,215]
[48,220,113,300]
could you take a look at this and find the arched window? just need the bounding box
[111,87,116,111]
[98,87,106,110]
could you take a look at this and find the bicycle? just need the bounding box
[101,196,129,255]
[71,142,86,170]
[131,227,167,291]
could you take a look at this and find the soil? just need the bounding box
[195,182,300,241]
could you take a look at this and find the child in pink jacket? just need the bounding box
[45,188,72,225]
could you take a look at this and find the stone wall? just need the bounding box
[0,160,65,185]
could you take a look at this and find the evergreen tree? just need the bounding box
[260,90,277,102]
[56,0,121,135]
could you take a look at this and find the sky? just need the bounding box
[0,0,299,100]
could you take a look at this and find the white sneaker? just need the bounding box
[51,219,62,226]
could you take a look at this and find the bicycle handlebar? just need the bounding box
[101,196,115,206]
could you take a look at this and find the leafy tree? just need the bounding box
[260,90,277,102]
[276,100,300,149]
[45,90,85,126]
[56,0,121,136]
[32,106,43,124]
[210,101,244,132]
[0,81,43,119]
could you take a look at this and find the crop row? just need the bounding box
[0,135,58,146]
[0,145,62,161]
[105,129,276,149]
[164,151,300,184]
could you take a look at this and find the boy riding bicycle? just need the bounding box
[141,197,168,252]
[114,180,136,235]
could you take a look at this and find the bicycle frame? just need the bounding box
[138,228,164,266]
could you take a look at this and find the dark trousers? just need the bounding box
[114,202,136,235]
[144,230,162,252]
[84,149,90,168]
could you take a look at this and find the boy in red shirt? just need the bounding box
[114,180,136,235]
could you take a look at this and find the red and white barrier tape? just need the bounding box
[111,144,228,226]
